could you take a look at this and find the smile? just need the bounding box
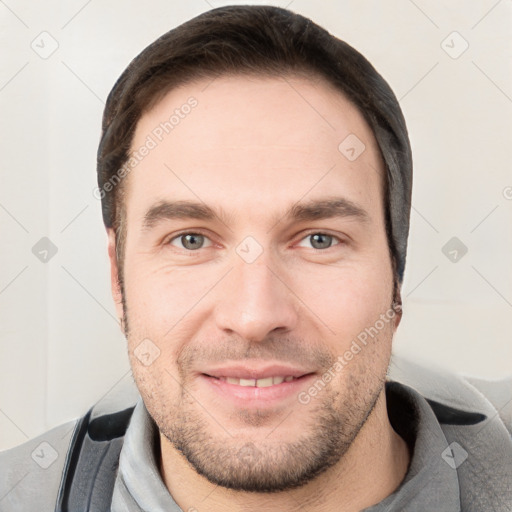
[212,375,296,387]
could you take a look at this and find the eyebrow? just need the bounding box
[286,197,370,224]
[141,197,370,232]
[142,200,227,231]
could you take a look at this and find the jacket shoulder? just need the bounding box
[465,374,512,435]
[389,356,512,510]
[0,378,140,511]
[388,356,512,431]
[0,419,77,511]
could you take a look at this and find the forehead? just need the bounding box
[125,75,385,227]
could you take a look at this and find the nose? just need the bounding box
[213,254,299,343]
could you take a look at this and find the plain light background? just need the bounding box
[0,0,511,451]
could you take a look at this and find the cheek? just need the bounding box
[123,261,210,331]
[293,261,394,339]
[321,272,395,397]
[123,261,227,379]
[127,327,185,397]
[129,353,182,424]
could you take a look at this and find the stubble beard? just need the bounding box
[154,381,382,493]
[121,281,389,493]
[130,340,384,492]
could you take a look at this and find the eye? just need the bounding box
[169,233,212,251]
[297,233,341,250]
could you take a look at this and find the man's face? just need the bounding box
[109,75,399,491]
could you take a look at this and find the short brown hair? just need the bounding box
[97,5,412,286]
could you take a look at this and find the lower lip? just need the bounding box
[198,374,315,407]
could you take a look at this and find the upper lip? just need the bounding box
[201,363,314,380]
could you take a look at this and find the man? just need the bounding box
[1,5,511,511]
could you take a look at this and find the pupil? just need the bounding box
[311,234,331,249]
[183,234,203,250]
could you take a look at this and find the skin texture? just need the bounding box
[107,75,410,511]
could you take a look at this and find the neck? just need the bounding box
[159,389,410,512]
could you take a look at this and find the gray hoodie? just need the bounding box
[1,357,511,511]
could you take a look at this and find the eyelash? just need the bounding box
[167,231,214,251]
[296,232,343,250]
[165,230,344,251]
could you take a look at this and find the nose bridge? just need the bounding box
[214,248,298,342]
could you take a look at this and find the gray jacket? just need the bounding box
[1,358,511,511]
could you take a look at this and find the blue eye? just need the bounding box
[298,233,340,250]
[169,233,212,250]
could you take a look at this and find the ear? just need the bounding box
[107,228,124,327]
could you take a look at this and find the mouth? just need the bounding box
[208,375,298,387]
[197,363,316,406]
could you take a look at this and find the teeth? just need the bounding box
[221,376,295,387]
[256,377,274,388]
